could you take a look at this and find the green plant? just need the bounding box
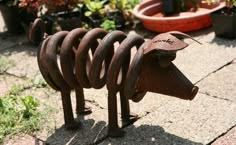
[100,19,116,31]
[108,0,140,23]
[203,0,236,7]
[84,0,107,17]
[177,0,199,11]
[0,84,51,143]
[8,84,25,96]
[32,78,48,88]
[0,55,15,73]
[203,0,236,13]
[18,0,81,16]
[0,95,41,143]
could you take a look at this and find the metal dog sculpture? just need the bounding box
[30,18,199,137]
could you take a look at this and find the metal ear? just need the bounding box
[144,33,189,54]
[167,31,202,44]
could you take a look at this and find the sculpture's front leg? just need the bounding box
[61,90,80,129]
[75,88,92,115]
[107,92,125,137]
[119,90,139,127]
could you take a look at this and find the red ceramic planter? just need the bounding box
[133,0,225,32]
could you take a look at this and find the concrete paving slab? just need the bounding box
[2,134,43,145]
[2,43,39,79]
[46,104,108,145]
[211,126,236,145]
[174,35,236,83]
[0,75,32,96]
[99,94,236,145]
[4,86,109,145]
[0,34,28,52]
[22,87,109,145]
[0,55,15,73]
[198,63,236,102]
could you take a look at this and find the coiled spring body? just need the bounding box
[31,18,199,137]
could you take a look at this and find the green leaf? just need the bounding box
[85,11,92,17]
[100,20,116,31]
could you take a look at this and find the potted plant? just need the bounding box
[132,0,224,32]
[107,0,140,29]
[0,0,24,33]
[19,0,83,32]
[162,0,198,16]
[209,0,236,39]
[83,0,107,27]
[45,0,83,31]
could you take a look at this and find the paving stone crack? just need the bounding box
[195,59,235,85]
[3,71,28,80]
[30,134,47,145]
[86,99,105,109]
[207,124,236,145]
[199,91,234,103]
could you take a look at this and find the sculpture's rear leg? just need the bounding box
[75,88,92,115]
[61,90,80,129]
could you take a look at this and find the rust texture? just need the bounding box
[30,18,199,137]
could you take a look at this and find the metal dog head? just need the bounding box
[124,31,200,102]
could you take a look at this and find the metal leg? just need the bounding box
[61,90,80,129]
[119,90,139,127]
[75,87,92,115]
[107,91,125,137]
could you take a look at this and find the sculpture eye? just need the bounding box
[167,52,176,61]
[153,51,177,68]
[152,50,176,62]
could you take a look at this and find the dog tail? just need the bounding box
[29,18,47,45]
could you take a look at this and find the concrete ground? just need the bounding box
[0,15,236,145]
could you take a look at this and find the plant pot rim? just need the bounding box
[132,0,225,21]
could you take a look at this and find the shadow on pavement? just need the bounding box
[100,124,203,145]
[46,117,203,145]
[210,36,236,47]
[46,117,107,145]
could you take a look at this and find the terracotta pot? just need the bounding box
[132,0,225,32]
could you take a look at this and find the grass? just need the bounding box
[0,84,52,143]
[0,55,15,73]
[31,78,48,89]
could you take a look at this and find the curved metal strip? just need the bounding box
[29,18,45,44]
[45,31,70,91]
[124,41,148,102]
[60,28,88,89]
[89,31,127,89]
[106,34,145,93]
[75,28,107,88]
[37,36,60,90]
[144,33,189,54]
[167,31,202,44]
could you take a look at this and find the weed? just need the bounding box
[8,84,25,96]
[0,55,15,73]
[32,78,48,89]
[100,20,116,31]
[0,84,53,143]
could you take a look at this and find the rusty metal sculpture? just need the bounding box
[30,18,200,137]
